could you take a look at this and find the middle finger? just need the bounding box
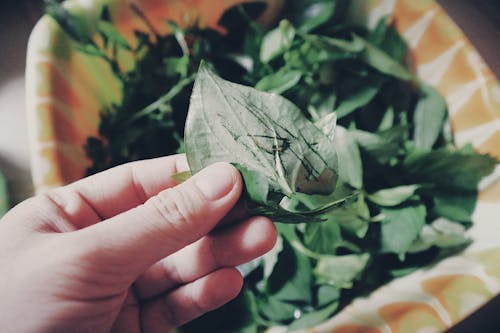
[133,215,276,300]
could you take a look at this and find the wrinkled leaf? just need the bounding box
[185,63,338,197]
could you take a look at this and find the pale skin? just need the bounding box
[0,154,277,333]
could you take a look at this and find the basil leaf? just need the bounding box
[334,126,363,189]
[185,63,338,197]
[287,302,339,332]
[432,190,478,223]
[291,1,337,33]
[260,20,296,63]
[380,204,427,260]
[408,218,471,253]
[304,216,342,255]
[413,84,448,150]
[255,69,302,94]
[352,34,413,81]
[267,241,313,303]
[334,76,382,119]
[367,185,420,207]
[404,148,497,192]
[314,253,370,288]
[238,165,270,204]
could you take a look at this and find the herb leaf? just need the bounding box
[381,204,427,259]
[413,84,448,150]
[185,63,339,197]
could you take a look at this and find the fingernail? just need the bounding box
[195,163,237,201]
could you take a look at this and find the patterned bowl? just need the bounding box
[26,0,500,332]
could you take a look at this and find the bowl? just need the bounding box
[26,0,500,332]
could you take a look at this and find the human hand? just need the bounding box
[0,155,277,333]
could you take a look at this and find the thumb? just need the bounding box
[77,162,242,276]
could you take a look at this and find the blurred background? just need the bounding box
[0,0,499,330]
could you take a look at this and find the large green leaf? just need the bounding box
[380,204,427,259]
[185,63,338,197]
[404,147,497,192]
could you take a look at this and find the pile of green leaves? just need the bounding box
[45,0,268,174]
[46,0,498,331]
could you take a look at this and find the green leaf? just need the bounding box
[289,1,338,33]
[304,34,365,54]
[334,75,383,119]
[334,126,363,188]
[352,34,413,81]
[238,165,270,204]
[287,301,339,332]
[304,216,342,255]
[352,128,404,164]
[404,148,498,192]
[367,185,420,206]
[368,16,408,64]
[267,240,313,303]
[98,21,131,50]
[260,20,296,63]
[45,0,93,44]
[380,204,427,259]
[326,193,370,238]
[255,69,302,94]
[413,84,448,150]
[314,253,370,288]
[408,218,470,253]
[185,63,338,198]
[256,293,297,324]
[316,284,341,307]
[0,170,9,217]
[432,190,477,223]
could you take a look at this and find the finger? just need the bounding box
[134,215,276,300]
[25,155,189,231]
[74,162,242,276]
[140,268,243,333]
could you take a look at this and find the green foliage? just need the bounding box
[48,0,499,331]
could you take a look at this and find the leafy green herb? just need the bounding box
[47,0,499,331]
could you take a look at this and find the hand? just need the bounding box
[0,155,277,333]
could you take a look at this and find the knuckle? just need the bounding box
[146,186,204,239]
